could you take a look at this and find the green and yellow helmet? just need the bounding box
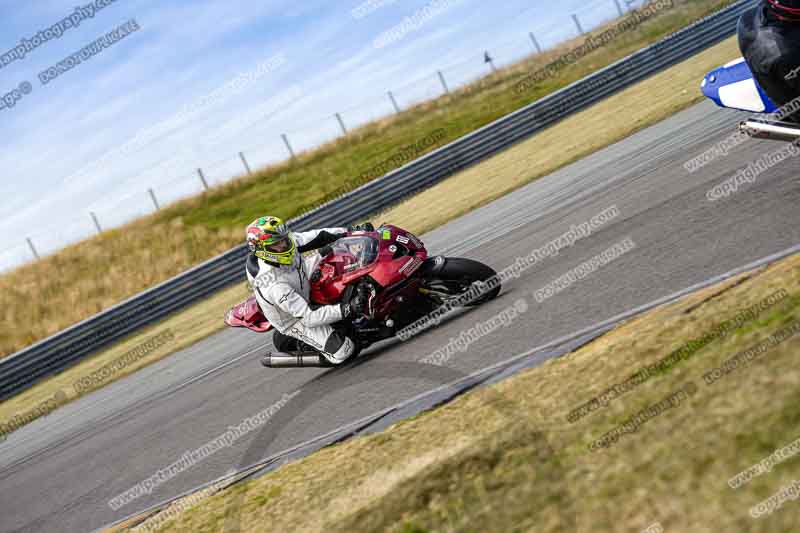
[246,216,296,266]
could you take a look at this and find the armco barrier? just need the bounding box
[0,0,755,400]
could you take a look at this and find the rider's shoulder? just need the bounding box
[739,4,767,36]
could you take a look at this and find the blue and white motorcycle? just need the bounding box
[702,57,800,141]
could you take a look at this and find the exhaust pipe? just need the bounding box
[261,352,333,368]
[739,120,800,142]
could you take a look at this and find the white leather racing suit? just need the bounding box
[246,227,357,364]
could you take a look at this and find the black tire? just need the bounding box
[423,257,501,307]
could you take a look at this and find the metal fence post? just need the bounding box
[335,112,348,135]
[197,168,209,190]
[238,152,252,175]
[437,70,450,94]
[484,51,496,73]
[90,212,102,234]
[282,133,295,159]
[572,14,585,35]
[26,237,39,260]
[388,90,401,114]
[529,32,542,53]
[148,188,160,211]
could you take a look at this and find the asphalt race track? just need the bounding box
[1,100,799,533]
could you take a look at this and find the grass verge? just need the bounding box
[0,33,744,436]
[122,252,800,533]
[1,0,735,358]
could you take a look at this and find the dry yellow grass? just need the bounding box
[0,218,240,356]
[123,253,800,533]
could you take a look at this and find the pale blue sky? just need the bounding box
[0,0,645,270]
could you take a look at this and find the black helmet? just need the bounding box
[766,0,800,21]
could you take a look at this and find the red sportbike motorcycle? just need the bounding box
[225,224,501,366]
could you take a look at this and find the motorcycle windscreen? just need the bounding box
[330,236,379,270]
[701,57,777,113]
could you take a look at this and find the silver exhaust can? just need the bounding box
[739,120,800,142]
[262,352,332,368]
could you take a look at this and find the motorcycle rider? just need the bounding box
[739,0,800,118]
[245,216,374,366]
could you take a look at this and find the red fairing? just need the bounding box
[224,296,272,332]
[310,225,428,308]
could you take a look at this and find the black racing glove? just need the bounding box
[347,222,375,233]
[340,285,372,318]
